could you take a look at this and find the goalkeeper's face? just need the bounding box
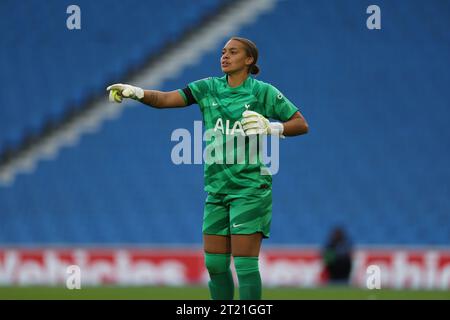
[221,39,254,75]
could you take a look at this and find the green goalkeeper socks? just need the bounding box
[204,252,235,300]
[205,253,262,300]
[234,256,262,300]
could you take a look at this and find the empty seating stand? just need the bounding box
[0,0,449,246]
[0,0,226,151]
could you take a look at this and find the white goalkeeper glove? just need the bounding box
[106,83,144,103]
[241,110,285,137]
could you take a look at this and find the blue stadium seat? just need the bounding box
[0,0,449,246]
[0,0,227,152]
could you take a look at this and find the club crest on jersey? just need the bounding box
[214,118,245,136]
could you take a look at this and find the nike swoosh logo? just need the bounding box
[232,223,245,228]
[212,102,218,106]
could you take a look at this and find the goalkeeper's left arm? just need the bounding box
[241,110,308,137]
[106,83,187,109]
[280,111,309,136]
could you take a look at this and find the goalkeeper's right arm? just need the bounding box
[106,83,187,109]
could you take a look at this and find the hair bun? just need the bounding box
[250,64,260,75]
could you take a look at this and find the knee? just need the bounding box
[204,252,231,274]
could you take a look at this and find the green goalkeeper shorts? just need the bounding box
[202,189,272,238]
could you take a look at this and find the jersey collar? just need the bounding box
[224,74,252,90]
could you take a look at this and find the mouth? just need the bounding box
[221,62,230,68]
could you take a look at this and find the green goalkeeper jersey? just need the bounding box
[179,75,298,195]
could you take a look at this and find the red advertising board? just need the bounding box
[0,247,449,289]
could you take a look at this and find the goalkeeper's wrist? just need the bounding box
[134,86,145,101]
[269,122,285,137]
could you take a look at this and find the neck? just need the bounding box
[227,69,249,87]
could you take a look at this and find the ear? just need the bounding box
[245,56,254,66]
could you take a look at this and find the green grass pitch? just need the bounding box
[0,286,449,300]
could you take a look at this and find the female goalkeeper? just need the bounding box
[106,37,309,300]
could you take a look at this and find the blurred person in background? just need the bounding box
[322,226,353,285]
